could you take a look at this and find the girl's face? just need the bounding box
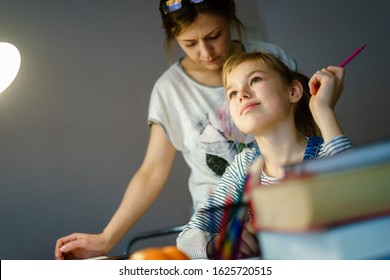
[175,13,232,71]
[225,60,296,136]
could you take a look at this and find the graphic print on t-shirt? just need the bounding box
[198,113,247,176]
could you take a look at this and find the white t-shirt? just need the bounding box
[148,40,296,213]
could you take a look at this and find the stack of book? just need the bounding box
[250,139,390,260]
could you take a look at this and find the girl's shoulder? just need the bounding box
[230,141,259,170]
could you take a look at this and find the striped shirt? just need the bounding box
[176,135,354,259]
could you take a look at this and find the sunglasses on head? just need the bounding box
[160,0,205,15]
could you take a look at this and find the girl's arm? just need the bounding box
[177,149,260,259]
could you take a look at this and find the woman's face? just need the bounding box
[175,13,232,71]
[225,60,294,136]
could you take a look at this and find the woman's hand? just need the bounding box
[55,232,110,260]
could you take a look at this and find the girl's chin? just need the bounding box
[237,122,260,136]
[237,127,254,135]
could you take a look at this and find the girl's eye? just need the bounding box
[228,91,238,100]
[250,76,262,86]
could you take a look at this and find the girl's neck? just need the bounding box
[256,132,307,178]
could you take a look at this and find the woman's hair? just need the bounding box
[222,51,321,137]
[159,0,245,51]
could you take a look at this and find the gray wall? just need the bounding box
[256,0,390,145]
[0,0,389,259]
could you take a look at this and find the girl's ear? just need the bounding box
[289,80,303,103]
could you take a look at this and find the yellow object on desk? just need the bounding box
[129,246,190,260]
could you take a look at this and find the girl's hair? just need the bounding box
[159,0,245,51]
[222,51,321,137]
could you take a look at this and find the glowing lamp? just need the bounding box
[0,42,21,94]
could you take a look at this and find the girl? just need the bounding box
[176,51,354,259]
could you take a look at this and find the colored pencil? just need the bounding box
[339,44,366,67]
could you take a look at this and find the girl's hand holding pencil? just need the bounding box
[209,157,264,259]
[206,222,260,259]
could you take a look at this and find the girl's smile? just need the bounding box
[240,101,261,115]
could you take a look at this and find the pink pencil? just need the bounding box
[339,44,367,67]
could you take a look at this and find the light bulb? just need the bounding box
[0,42,21,94]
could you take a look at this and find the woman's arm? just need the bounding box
[55,124,177,259]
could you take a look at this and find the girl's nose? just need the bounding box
[238,89,251,100]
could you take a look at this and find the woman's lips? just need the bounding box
[203,57,218,65]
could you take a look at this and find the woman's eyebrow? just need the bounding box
[179,27,222,42]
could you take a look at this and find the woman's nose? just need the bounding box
[199,41,213,58]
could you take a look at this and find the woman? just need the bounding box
[55,0,296,259]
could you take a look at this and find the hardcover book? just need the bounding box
[251,162,390,231]
[251,140,390,260]
[258,215,390,260]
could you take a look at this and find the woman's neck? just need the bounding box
[181,58,223,86]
